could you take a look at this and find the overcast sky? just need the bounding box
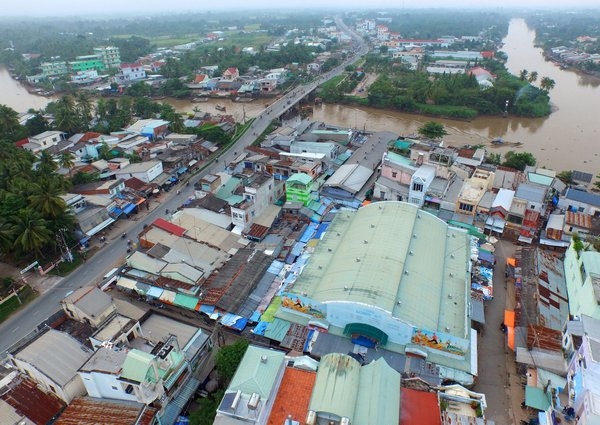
[4,0,600,17]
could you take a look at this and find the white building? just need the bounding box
[22,130,67,153]
[9,329,92,403]
[113,160,163,183]
[231,174,276,231]
[115,63,146,83]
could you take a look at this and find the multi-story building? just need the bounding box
[231,173,277,230]
[285,173,314,206]
[115,63,146,83]
[93,46,121,69]
[69,55,106,72]
[564,240,600,320]
[41,61,68,77]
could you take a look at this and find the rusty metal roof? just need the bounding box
[0,377,65,425]
[54,397,157,425]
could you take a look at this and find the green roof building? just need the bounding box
[286,172,314,206]
[69,55,106,72]
[215,346,286,425]
[280,201,475,374]
[307,353,400,425]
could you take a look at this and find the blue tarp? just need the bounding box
[122,203,136,215]
[314,222,330,239]
[250,311,262,323]
[220,313,248,331]
[177,167,188,175]
[478,249,495,264]
[299,223,319,243]
[199,305,215,314]
[252,321,269,336]
[110,207,123,217]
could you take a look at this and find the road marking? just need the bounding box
[11,326,19,333]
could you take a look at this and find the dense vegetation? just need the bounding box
[319,55,553,119]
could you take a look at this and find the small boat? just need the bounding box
[491,137,504,145]
[215,104,226,111]
[192,97,209,103]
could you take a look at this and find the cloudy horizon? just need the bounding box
[2,0,600,18]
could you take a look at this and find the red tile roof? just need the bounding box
[54,397,157,425]
[565,211,592,229]
[246,223,270,241]
[125,177,150,192]
[268,367,317,425]
[152,218,186,237]
[0,377,65,425]
[401,388,441,425]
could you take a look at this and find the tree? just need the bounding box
[10,209,53,258]
[556,170,573,185]
[215,339,249,383]
[0,104,22,142]
[75,91,93,130]
[528,71,538,84]
[54,95,80,135]
[540,76,556,92]
[58,152,75,177]
[418,121,448,140]
[518,69,528,81]
[37,150,57,174]
[28,177,68,219]
[189,389,225,425]
[502,151,536,171]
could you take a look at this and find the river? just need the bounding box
[1,18,599,172]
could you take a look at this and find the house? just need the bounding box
[79,312,212,424]
[373,151,416,202]
[565,315,600,424]
[214,346,286,425]
[72,179,125,198]
[230,173,277,232]
[126,119,170,140]
[9,329,93,403]
[455,168,495,216]
[222,67,239,80]
[54,397,157,425]
[485,188,515,235]
[0,375,66,425]
[60,286,117,328]
[559,188,600,216]
[564,240,600,320]
[115,63,146,83]
[113,160,163,183]
[22,130,67,153]
[285,173,314,206]
[506,182,548,237]
[409,164,436,206]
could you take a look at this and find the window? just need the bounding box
[392,171,398,178]
[112,386,118,390]
[459,203,474,213]
[396,195,402,201]
[412,182,423,192]
[380,191,386,200]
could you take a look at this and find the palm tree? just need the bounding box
[0,104,21,141]
[28,177,67,219]
[75,91,93,130]
[528,71,538,84]
[540,77,556,92]
[37,149,57,173]
[54,95,80,135]
[518,69,529,81]
[10,209,53,258]
[0,217,15,255]
[58,152,75,177]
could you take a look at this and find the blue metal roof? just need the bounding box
[565,188,600,207]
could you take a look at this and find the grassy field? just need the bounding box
[112,34,201,48]
[0,285,36,323]
[217,32,273,49]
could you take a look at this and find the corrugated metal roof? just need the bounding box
[289,201,470,337]
[54,397,156,425]
[354,358,401,425]
[152,217,186,237]
[0,377,65,425]
[565,211,592,229]
[309,353,361,421]
[62,286,113,319]
[264,318,292,342]
[174,293,199,310]
[515,183,546,203]
[14,329,92,387]
[324,163,373,195]
[400,388,441,425]
[227,345,285,399]
[565,187,600,206]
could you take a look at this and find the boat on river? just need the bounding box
[215,104,226,111]
[491,137,504,145]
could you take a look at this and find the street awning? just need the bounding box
[504,310,515,350]
[525,386,551,411]
[122,203,136,215]
[188,160,198,167]
[147,286,164,298]
[177,167,188,175]
[85,217,115,237]
[109,206,123,218]
[116,277,137,290]
[160,290,177,304]
[174,293,200,310]
[135,282,151,295]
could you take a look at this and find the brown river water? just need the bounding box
[2,18,599,173]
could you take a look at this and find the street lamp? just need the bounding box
[503,100,509,117]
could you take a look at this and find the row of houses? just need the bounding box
[1,286,212,425]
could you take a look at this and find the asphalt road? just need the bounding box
[0,19,368,356]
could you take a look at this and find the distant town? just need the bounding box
[1,9,600,425]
